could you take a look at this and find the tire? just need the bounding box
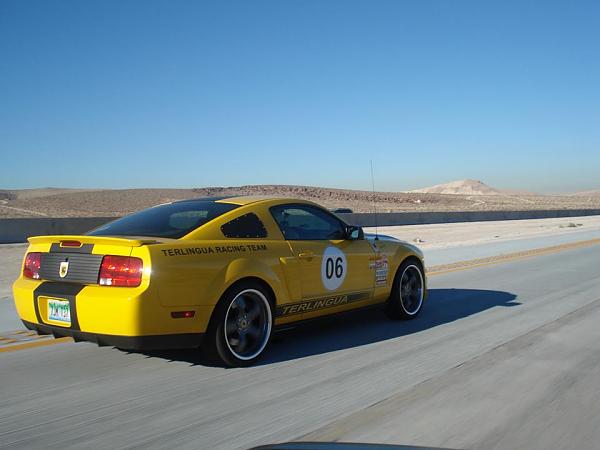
[385,259,425,320]
[203,280,274,367]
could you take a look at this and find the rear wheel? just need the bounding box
[386,259,425,320]
[204,281,273,367]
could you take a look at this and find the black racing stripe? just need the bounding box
[39,252,103,284]
[347,292,371,302]
[50,243,94,254]
[33,282,85,331]
[276,291,371,317]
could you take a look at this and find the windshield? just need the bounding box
[87,200,239,239]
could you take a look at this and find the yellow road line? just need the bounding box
[0,337,73,353]
[428,237,600,276]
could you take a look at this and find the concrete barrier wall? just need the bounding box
[0,217,115,244]
[338,209,600,227]
[1,209,600,243]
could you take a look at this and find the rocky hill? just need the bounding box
[1,184,599,218]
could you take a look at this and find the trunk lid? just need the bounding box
[28,235,159,284]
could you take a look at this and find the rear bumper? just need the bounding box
[22,320,204,351]
[14,277,213,341]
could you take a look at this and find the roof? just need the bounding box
[215,195,276,206]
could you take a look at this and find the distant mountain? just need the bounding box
[571,189,600,196]
[408,179,503,196]
[2,184,599,218]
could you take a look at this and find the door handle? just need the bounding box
[298,251,314,260]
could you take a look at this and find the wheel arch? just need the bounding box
[220,257,287,306]
[203,275,276,367]
[400,254,424,272]
[223,276,277,308]
[206,276,277,335]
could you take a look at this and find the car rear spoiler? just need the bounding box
[27,235,159,247]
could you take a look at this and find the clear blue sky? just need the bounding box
[1,0,599,193]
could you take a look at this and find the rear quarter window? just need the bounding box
[221,213,268,238]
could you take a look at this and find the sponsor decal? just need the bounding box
[276,291,369,317]
[320,246,347,291]
[161,244,268,257]
[374,256,389,287]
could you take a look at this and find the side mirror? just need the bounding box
[346,226,364,240]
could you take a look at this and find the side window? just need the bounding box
[270,204,346,240]
[221,213,268,238]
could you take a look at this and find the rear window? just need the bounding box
[221,213,268,238]
[88,200,239,239]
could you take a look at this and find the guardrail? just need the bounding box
[1,209,600,244]
[0,217,115,244]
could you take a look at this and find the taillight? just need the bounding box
[23,252,42,279]
[98,256,143,287]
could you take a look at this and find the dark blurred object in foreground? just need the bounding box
[249,441,460,450]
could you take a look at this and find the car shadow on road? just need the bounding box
[139,288,519,367]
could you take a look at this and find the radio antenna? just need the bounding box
[370,160,379,240]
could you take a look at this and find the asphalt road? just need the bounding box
[1,238,600,449]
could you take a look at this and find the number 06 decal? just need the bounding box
[321,246,347,291]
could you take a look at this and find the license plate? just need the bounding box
[48,298,71,324]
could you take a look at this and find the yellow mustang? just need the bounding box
[13,197,426,366]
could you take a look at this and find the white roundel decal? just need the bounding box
[321,246,347,291]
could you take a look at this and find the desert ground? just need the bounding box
[1,180,599,218]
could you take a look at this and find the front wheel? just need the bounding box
[385,259,425,320]
[204,281,274,367]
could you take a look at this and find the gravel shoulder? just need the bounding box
[367,215,600,249]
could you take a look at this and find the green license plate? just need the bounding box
[48,298,71,324]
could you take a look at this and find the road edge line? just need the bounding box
[0,336,73,353]
[427,237,600,276]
